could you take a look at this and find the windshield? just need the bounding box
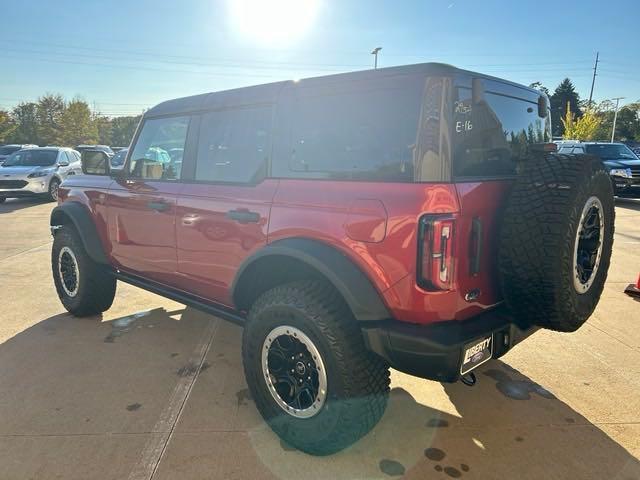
[585,144,638,160]
[0,146,21,156]
[3,150,58,167]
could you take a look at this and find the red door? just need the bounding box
[106,115,191,285]
[107,178,182,285]
[173,105,277,305]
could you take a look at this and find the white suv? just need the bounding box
[0,147,81,203]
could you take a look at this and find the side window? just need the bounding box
[195,106,272,183]
[282,84,422,181]
[128,116,190,180]
[573,147,585,154]
[453,88,551,178]
[64,151,75,163]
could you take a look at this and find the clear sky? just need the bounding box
[1,0,638,116]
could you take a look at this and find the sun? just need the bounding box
[228,0,321,45]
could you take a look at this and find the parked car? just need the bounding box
[0,144,37,165]
[109,148,128,169]
[50,63,614,455]
[0,147,81,203]
[557,141,640,196]
[74,144,114,157]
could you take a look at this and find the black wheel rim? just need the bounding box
[262,326,327,418]
[58,247,79,297]
[573,196,604,294]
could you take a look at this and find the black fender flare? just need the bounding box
[50,202,109,264]
[232,238,391,322]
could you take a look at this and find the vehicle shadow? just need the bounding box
[0,197,51,214]
[1,306,638,480]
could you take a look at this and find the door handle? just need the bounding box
[226,209,260,224]
[147,200,171,212]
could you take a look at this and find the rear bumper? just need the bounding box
[361,307,538,382]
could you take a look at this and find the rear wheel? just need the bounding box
[499,153,615,332]
[52,226,117,316]
[242,280,390,455]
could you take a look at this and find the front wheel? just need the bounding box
[52,226,117,316]
[242,280,390,455]
[48,178,61,202]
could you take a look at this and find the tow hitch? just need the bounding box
[460,372,477,386]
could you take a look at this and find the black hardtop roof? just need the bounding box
[145,62,543,118]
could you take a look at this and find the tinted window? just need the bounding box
[453,88,550,178]
[128,116,189,180]
[195,106,271,183]
[5,150,57,167]
[585,144,638,160]
[283,84,423,182]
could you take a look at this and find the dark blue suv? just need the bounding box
[558,142,640,196]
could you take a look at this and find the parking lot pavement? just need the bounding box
[1,196,640,480]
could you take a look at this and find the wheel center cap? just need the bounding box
[295,361,306,376]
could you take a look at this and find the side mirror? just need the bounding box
[538,95,549,118]
[81,150,110,175]
[58,159,70,167]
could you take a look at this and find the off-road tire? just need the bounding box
[242,280,390,455]
[48,177,61,202]
[499,153,614,332]
[52,226,116,316]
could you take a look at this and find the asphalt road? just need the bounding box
[1,196,639,480]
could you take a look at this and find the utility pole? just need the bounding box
[371,47,382,69]
[588,52,599,106]
[611,97,625,142]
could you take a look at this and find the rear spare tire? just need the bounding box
[499,153,614,332]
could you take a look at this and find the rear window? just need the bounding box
[452,85,551,179]
[273,76,432,182]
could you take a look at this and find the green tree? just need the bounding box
[529,81,550,96]
[94,115,113,145]
[11,102,39,144]
[59,99,98,146]
[36,93,65,145]
[110,115,141,147]
[550,78,581,136]
[0,110,16,143]
[562,104,601,141]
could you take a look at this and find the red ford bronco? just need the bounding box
[50,63,615,455]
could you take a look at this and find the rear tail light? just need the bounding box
[418,215,455,290]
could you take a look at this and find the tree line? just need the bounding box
[531,79,640,142]
[0,94,141,147]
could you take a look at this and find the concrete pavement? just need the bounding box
[1,197,639,479]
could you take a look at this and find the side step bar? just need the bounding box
[114,271,246,326]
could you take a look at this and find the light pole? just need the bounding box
[371,47,382,69]
[611,97,625,143]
